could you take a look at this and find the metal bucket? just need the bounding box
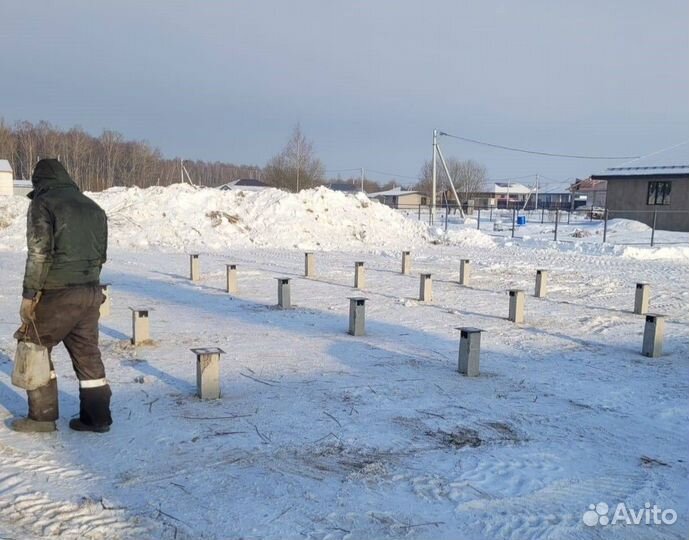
[12,341,51,390]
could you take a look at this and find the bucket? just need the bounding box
[516,216,527,226]
[12,340,51,390]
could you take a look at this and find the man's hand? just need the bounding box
[19,298,36,324]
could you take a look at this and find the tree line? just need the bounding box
[0,119,262,191]
[0,119,486,199]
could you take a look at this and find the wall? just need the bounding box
[0,171,13,196]
[606,176,689,232]
[398,193,427,208]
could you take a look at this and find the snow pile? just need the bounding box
[620,245,689,261]
[0,184,440,252]
[0,196,28,250]
[603,218,651,233]
[432,227,496,248]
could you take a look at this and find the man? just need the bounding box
[11,158,112,434]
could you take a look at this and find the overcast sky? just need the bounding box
[2,1,688,187]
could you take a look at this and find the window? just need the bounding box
[647,181,671,205]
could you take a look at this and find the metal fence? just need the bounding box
[392,203,689,247]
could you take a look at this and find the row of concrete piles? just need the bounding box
[99,251,667,399]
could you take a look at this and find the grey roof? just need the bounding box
[218,178,270,190]
[593,141,689,178]
[0,159,12,173]
[327,182,359,192]
[234,178,268,187]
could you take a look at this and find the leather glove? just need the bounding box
[19,298,36,324]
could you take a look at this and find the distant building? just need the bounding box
[326,182,361,194]
[369,187,428,208]
[569,177,607,208]
[591,142,689,232]
[0,159,32,197]
[536,191,572,210]
[13,179,32,197]
[218,178,271,192]
[467,182,532,209]
[0,160,13,196]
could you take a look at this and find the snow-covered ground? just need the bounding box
[0,186,687,539]
[406,208,689,261]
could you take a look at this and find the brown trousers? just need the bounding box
[24,285,112,426]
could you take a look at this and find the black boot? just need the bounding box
[69,418,109,433]
[75,385,112,431]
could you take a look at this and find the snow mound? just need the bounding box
[620,246,689,261]
[603,218,651,233]
[0,184,434,252]
[0,196,29,250]
[434,227,496,248]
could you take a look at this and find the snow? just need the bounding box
[1,185,433,252]
[604,218,652,233]
[0,185,687,539]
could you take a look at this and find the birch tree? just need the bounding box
[264,124,325,192]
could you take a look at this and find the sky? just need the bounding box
[1,0,688,189]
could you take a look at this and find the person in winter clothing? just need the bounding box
[10,158,112,434]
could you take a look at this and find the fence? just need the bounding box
[393,203,689,247]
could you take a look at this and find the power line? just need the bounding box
[365,168,418,181]
[614,139,689,167]
[325,168,361,174]
[487,173,538,182]
[438,131,640,160]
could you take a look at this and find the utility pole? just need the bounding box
[180,159,184,185]
[296,137,301,192]
[535,174,539,211]
[360,167,364,192]
[432,129,438,219]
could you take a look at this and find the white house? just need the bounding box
[0,160,32,197]
[483,182,532,208]
[0,159,13,196]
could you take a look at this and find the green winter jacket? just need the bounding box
[22,159,107,299]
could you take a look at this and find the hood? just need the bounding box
[29,159,79,199]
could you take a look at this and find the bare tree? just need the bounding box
[264,124,325,192]
[0,119,17,172]
[1,119,264,190]
[416,158,487,204]
[322,174,393,194]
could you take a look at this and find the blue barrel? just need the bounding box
[516,216,527,226]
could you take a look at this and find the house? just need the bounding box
[569,177,607,208]
[472,182,532,208]
[591,142,689,232]
[326,182,361,194]
[0,160,13,196]
[536,190,572,210]
[368,187,428,209]
[218,178,271,192]
[0,159,32,197]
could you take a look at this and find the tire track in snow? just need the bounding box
[0,443,156,539]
